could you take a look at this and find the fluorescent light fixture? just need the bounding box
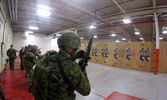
[111,34,116,37]
[89,25,96,29]
[56,34,61,37]
[116,40,120,42]
[122,38,126,40]
[142,41,145,42]
[123,18,131,24]
[94,35,98,38]
[140,38,144,40]
[135,32,140,35]
[29,26,39,30]
[80,37,84,39]
[37,9,51,17]
[159,37,163,40]
[162,31,167,34]
[37,4,51,10]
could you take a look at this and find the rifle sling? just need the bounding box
[56,57,76,94]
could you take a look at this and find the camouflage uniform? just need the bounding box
[32,32,91,100]
[19,47,25,70]
[7,46,17,70]
[24,45,38,91]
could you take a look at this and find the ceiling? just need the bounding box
[5,0,167,41]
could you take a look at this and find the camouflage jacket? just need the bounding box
[32,51,91,100]
[24,52,36,68]
[7,48,17,59]
[19,49,25,58]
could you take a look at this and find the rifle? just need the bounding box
[79,34,94,72]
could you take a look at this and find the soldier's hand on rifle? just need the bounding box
[78,60,87,72]
[76,50,85,58]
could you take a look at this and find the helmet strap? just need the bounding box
[62,46,77,61]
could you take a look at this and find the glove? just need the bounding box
[76,50,85,58]
[78,60,87,72]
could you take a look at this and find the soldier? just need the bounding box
[19,46,25,70]
[24,45,38,92]
[0,84,6,100]
[6,45,17,70]
[32,31,91,100]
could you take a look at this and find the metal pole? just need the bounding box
[154,12,160,75]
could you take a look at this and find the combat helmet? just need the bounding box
[58,31,80,49]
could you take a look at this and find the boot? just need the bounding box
[1,96,6,100]
[29,86,32,92]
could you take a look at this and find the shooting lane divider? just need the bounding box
[154,49,159,75]
[154,12,160,75]
[91,91,106,99]
[88,71,104,77]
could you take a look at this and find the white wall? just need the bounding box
[0,0,13,66]
[13,32,59,55]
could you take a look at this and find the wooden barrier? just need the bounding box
[158,42,167,73]
[81,40,167,73]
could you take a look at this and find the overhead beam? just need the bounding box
[112,0,126,13]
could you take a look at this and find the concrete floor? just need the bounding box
[76,62,167,100]
[2,58,167,100]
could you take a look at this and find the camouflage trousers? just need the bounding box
[20,57,24,70]
[9,58,15,70]
[25,67,33,86]
[0,84,4,98]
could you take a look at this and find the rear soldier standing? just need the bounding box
[19,46,25,70]
[6,45,17,70]
[24,45,38,92]
[32,31,91,100]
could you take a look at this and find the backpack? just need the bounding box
[32,50,58,99]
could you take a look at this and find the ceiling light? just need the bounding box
[159,37,163,40]
[94,36,98,38]
[89,25,96,29]
[37,9,51,17]
[80,37,84,39]
[116,40,120,42]
[135,32,140,35]
[140,38,144,40]
[123,18,131,24]
[29,26,39,30]
[111,34,116,37]
[37,4,51,10]
[142,41,145,42]
[122,38,126,40]
[162,31,167,34]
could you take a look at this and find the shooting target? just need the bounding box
[140,48,145,62]
[114,48,118,59]
[145,48,150,62]
[102,48,109,58]
[126,48,131,60]
[92,47,98,56]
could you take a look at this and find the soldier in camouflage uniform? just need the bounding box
[24,45,38,92]
[32,31,91,100]
[0,84,6,100]
[19,46,25,70]
[6,45,17,70]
